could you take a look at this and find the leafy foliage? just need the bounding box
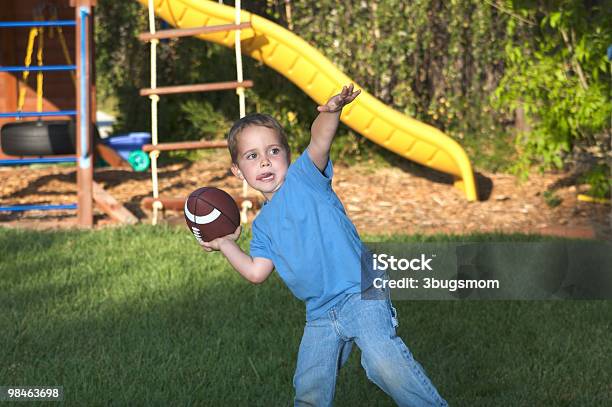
[580,163,611,199]
[493,0,612,183]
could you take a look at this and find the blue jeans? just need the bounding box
[293,292,448,407]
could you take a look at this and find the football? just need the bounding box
[184,187,241,243]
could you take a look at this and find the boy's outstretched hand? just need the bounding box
[200,225,241,252]
[317,83,361,113]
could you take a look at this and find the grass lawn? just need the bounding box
[1,225,610,406]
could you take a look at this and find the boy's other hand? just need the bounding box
[200,225,242,252]
[317,83,361,113]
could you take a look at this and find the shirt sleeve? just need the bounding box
[249,219,273,260]
[292,147,334,192]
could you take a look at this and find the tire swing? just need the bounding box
[1,120,76,156]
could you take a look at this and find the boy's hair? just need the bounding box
[227,113,290,163]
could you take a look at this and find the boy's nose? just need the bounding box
[260,158,271,167]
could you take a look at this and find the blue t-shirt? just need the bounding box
[249,149,365,321]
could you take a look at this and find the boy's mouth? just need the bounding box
[256,172,274,182]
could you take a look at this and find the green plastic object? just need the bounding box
[127,150,150,172]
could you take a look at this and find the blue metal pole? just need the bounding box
[0,65,76,72]
[0,158,77,166]
[79,7,91,171]
[0,111,77,118]
[0,20,76,28]
[0,204,77,212]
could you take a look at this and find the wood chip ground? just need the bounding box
[1,150,609,240]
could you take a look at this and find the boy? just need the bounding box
[201,84,447,407]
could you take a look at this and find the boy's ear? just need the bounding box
[231,163,244,180]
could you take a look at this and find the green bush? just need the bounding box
[580,164,611,199]
[494,1,612,181]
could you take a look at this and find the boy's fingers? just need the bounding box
[349,89,361,101]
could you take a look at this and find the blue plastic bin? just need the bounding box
[103,132,151,160]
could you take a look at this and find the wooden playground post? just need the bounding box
[0,2,17,128]
[73,0,95,227]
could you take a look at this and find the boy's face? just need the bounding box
[231,125,290,201]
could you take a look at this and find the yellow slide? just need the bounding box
[138,0,478,201]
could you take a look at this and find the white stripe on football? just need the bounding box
[184,200,222,225]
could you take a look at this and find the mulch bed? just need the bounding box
[1,150,610,240]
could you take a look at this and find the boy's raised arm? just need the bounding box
[308,84,361,171]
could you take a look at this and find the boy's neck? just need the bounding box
[261,180,284,202]
[262,190,275,202]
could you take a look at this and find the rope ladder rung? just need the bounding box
[138,22,252,41]
[142,140,227,153]
[139,80,253,96]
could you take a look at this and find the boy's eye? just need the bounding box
[271,147,280,155]
[246,153,257,159]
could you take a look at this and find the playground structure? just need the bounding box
[0,0,136,227]
[136,0,479,202]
